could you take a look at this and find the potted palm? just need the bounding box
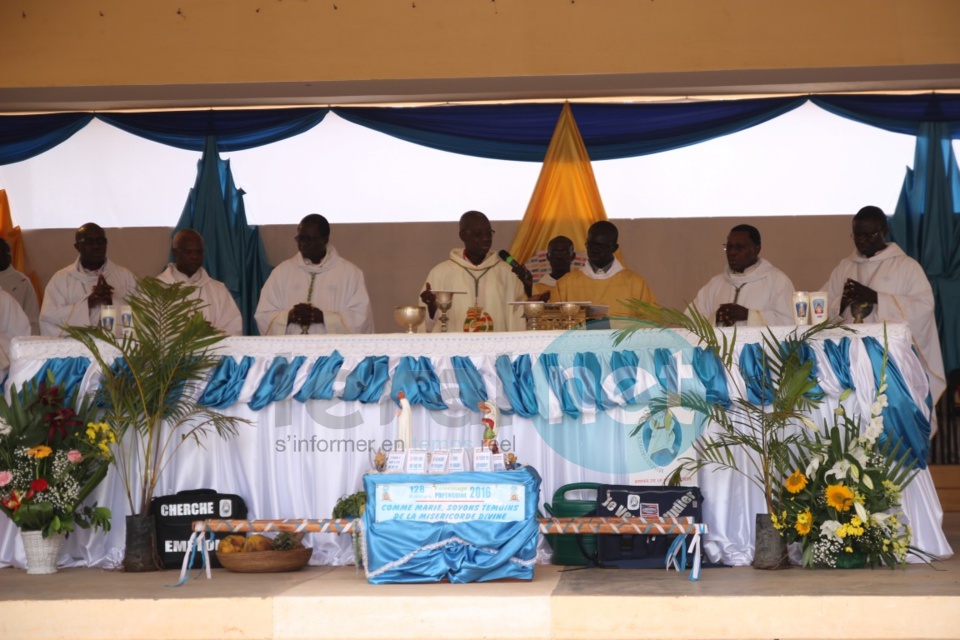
[63,277,248,571]
[615,302,848,569]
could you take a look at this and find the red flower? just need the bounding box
[2,489,24,511]
[30,478,49,492]
[45,407,80,442]
[37,381,63,408]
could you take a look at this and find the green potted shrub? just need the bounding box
[63,277,249,571]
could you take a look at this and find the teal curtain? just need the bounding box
[175,136,272,335]
[890,123,960,372]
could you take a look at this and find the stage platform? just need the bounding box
[2,513,959,640]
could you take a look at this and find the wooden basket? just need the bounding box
[215,547,312,573]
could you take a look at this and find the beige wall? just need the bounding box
[2,1,959,109]
[22,216,852,333]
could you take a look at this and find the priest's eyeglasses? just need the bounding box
[77,237,108,246]
[850,230,882,241]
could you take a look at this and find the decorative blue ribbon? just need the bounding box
[293,351,345,402]
[863,337,929,469]
[495,354,538,417]
[692,348,730,409]
[823,338,855,392]
[451,356,487,410]
[539,352,580,418]
[391,356,448,410]
[248,356,307,411]
[340,355,390,404]
[30,356,91,402]
[739,343,774,405]
[199,356,254,408]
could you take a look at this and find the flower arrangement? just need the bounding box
[772,336,920,569]
[0,373,112,537]
[615,301,850,568]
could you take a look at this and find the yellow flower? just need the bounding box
[794,510,812,536]
[845,546,853,553]
[785,469,808,494]
[26,445,53,459]
[825,484,854,512]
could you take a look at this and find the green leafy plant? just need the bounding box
[333,491,367,518]
[0,373,112,537]
[615,302,849,516]
[62,277,249,517]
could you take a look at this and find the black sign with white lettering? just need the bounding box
[151,489,248,569]
[592,485,704,569]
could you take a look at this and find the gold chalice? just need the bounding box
[521,301,545,331]
[558,302,581,330]
[394,305,427,334]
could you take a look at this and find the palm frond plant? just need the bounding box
[62,277,249,570]
[614,301,850,568]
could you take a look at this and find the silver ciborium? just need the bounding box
[394,305,427,334]
[521,301,545,331]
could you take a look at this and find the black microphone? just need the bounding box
[499,250,533,295]
[498,249,521,267]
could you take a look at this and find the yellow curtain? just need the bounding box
[508,102,611,270]
[0,189,43,304]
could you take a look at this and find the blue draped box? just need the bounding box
[361,467,541,584]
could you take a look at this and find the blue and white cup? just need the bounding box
[809,292,828,323]
[792,291,809,325]
[100,305,117,333]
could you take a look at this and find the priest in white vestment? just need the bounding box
[39,223,138,337]
[0,288,32,374]
[157,229,243,336]
[822,205,946,408]
[691,224,795,327]
[0,238,40,335]
[419,211,525,333]
[255,214,374,335]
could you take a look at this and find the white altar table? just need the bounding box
[0,324,952,568]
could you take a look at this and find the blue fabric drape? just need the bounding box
[863,337,929,469]
[494,354,538,417]
[390,356,448,411]
[450,356,487,411]
[247,356,307,411]
[334,98,805,161]
[889,122,960,374]
[539,353,580,419]
[739,343,774,405]
[340,355,390,404]
[199,356,255,408]
[823,338,855,392]
[573,351,608,411]
[293,351,345,402]
[6,94,960,168]
[811,94,960,137]
[692,348,730,409]
[31,357,91,402]
[96,108,329,152]
[0,113,94,165]
[175,136,273,335]
[608,350,643,405]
